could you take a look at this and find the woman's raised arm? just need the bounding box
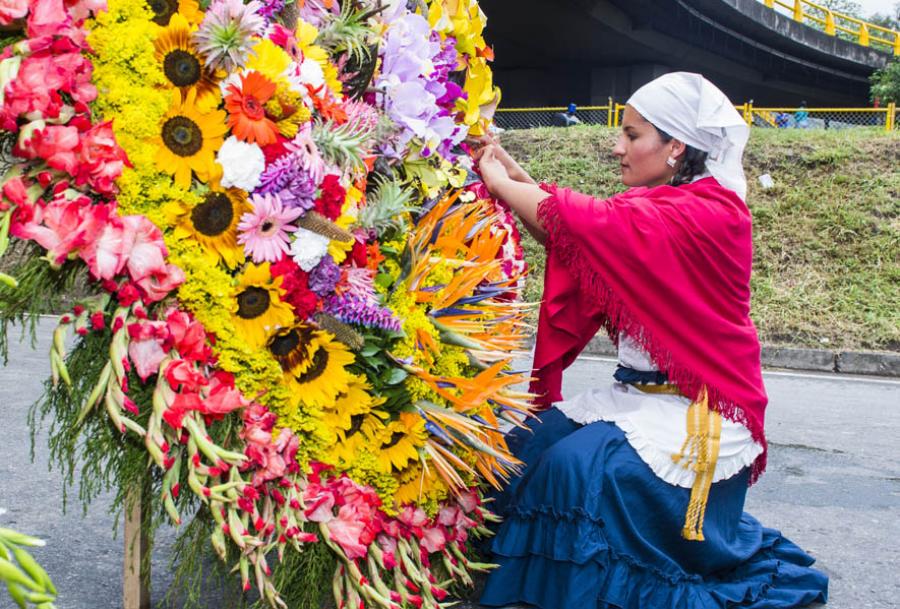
[478,146,548,243]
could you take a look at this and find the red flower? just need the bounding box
[271,257,319,319]
[314,174,345,220]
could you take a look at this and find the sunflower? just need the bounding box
[375,412,428,472]
[232,263,295,349]
[155,13,221,109]
[276,327,356,408]
[146,0,202,27]
[394,463,447,507]
[327,408,389,468]
[155,88,228,189]
[169,188,249,267]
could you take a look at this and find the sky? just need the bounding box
[856,0,896,17]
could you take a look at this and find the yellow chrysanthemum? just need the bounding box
[146,0,202,26]
[155,88,228,188]
[247,38,293,87]
[166,188,249,268]
[375,412,428,472]
[280,329,356,408]
[154,13,221,109]
[232,263,295,349]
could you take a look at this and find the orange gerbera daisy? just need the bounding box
[224,71,279,146]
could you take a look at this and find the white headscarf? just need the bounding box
[627,72,750,200]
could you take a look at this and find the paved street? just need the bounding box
[1,321,898,609]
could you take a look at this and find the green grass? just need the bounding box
[500,126,900,352]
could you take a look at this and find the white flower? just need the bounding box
[298,57,326,91]
[216,136,265,191]
[291,227,330,272]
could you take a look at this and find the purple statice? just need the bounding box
[324,292,403,333]
[257,153,317,212]
[308,255,341,296]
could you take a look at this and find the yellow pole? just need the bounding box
[894,31,900,56]
[793,0,803,22]
[764,0,774,7]
[607,97,614,127]
[859,22,870,47]
[887,103,896,131]
[825,11,836,35]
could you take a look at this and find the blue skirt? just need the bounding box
[480,408,829,609]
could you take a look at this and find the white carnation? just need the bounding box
[291,228,330,272]
[217,136,265,191]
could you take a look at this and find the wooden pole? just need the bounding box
[124,484,150,609]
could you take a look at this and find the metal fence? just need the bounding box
[495,102,898,132]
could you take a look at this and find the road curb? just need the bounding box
[580,335,900,378]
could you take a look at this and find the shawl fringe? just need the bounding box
[537,190,767,484]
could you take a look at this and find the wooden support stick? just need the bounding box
[124,485,150,609]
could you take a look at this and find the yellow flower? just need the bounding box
[154,13,221,109]
[167,188,249,268]
[146,0,202,26]
[375,412,428,472]
[232,263,295,349]
[394,463,448,509]
[277,327,356,408]
[155,88,228,188]
[247,38,293,87]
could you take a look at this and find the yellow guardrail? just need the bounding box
[761,0,900,55]
[495,102,898,132]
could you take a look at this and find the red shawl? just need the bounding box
[531,178,768,483]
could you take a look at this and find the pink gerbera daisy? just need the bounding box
[237,192,302,263]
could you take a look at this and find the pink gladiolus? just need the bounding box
[0,0,27,26]
[72,121,129,195]
[203,371,246,419]
[127,322,168,381]
[419,526,446,554]
[83,219,126,280]
[457,490,480,513]
[162,391,204,429]
[120,215,167,281]
[303,485,335,522]
[63,0,106,21]
[11,193,110,267]
[165,360,208,392]
[134,263,184,302]
[327,517,369,560]
[166,310,211,362]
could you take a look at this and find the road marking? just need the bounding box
[574,355,900,386]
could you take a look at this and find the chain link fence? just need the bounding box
[495,103,898,132]
[494,107,611,130]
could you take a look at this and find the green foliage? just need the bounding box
[0,242,93,363]
[315,1,381,64]
[500,125,900,351]
[358,178,416,237]
[312,119,371,175]
[870,60,900,104]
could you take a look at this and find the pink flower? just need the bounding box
[0,0,28,26]
[11,193,110,267]
[162,391,204,429]
[127,321,168,381]
[134,263,184,302]
[166,310,211,362]
[420,525,447,554]
[72,121,130,196]
[327,515,369,559]
[63,0,105,21]
[120,215,167,281]
[202,371,246,420]
[303,485,336,522]
[237,192,301,263]
[18,123,80,174]
[165,360,208,392]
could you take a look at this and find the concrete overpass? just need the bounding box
[480,0,893,107]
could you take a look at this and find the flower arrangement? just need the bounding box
[0,0,532,607]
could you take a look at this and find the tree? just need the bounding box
[870,60,900,104]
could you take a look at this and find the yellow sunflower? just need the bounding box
[320,375,385,440]
[375,412,428,472]
[282,329,356,408]
[146,0,203,27]
[394,463,447,507]
[155,88,227,189]
[167,188,249,268]
[325,409,389,468]
[232,263,295,349]
[155,13,221,109]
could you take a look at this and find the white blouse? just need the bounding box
[554,335,763,488]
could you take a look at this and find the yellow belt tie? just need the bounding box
[633,383,722,541]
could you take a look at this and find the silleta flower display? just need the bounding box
[0,0,531,607]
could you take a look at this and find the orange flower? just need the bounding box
[225,71,279,146]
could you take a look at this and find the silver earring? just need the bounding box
[666,157,677,168]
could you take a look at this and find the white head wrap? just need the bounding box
[627,72,750,200]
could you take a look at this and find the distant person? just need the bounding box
[553,102,582,127]
[794,101,810,129]
[473,72,828,609]
[775,112,791,128]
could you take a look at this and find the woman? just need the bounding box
[474,73,829,609]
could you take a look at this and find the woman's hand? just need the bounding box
[478,145,511,196]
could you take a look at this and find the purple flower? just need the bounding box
[324,292,403,332]
[308,255,341,296]
[258,0,285,23]
[257,153,318,212]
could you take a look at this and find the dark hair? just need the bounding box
[654,127,708,186]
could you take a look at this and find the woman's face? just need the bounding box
[613,105,681,188]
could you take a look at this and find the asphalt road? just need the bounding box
[1,322,898,609]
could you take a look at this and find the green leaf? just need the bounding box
[384,367,408,385]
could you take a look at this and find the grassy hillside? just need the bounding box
[500,126,900,352]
